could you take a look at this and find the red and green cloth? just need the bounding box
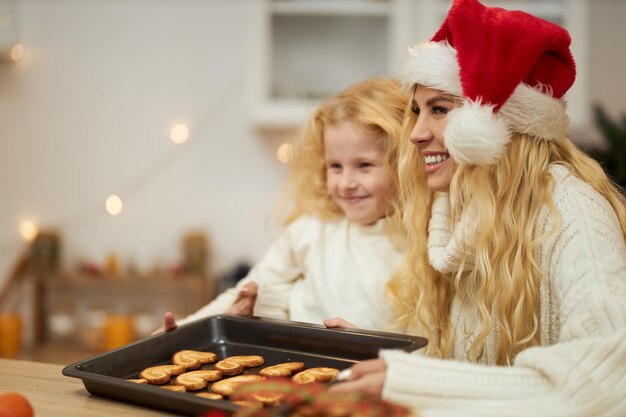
[199,378,415,417]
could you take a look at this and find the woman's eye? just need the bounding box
[432,106,450,116]
[411,105,420,115]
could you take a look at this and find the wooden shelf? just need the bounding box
[41,272,214,350]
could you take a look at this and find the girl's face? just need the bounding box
[324,120,394,225]
[409,86,458,192]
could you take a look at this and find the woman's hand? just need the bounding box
[328,358,387,396]
[225,281,258,315]
[152,311,177,335]
[323,317,357,329]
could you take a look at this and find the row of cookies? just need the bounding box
[127,350,340,404]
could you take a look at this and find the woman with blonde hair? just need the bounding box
[331,1,626,416]
[157,77,409,331]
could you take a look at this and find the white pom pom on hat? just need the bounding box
[400,0,576,165]
[445,101,510,165]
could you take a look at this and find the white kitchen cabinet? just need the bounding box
[248,0,589,131]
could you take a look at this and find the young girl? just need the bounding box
[331,1,626,416]
[158,78,408,332]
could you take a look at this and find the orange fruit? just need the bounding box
[0,392,34,417]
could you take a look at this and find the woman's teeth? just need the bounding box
[425,154,449,165]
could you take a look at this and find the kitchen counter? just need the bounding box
[0,358,176,416]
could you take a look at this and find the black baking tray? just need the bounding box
[62,315,427,416]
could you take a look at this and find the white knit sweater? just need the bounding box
[178,215,404,331]
[381,165,626,417]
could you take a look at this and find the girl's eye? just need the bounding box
[328,163,342,170]
[359,162,373,169]
[411,104,420,115]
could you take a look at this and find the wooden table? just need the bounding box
[0,358,177,416]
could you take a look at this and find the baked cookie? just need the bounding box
[195,392,223,400]
[172,350,218,370]
[140,364,186,385]
[259,362,305,378]
[161,385,186,392]
[211,375,265,397]
[126,378,148,384]
[232,400,263,411]
[215,355,264,376]
[246,392,286,407]
[292,367,339,384]
[214,359,243,376]
[226,355,265,367]
[174,369,223,391]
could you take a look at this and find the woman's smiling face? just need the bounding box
[408,86,458,192]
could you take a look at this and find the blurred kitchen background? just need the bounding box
[0,0,624,364]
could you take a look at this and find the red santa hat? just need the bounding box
[400,0,576,165]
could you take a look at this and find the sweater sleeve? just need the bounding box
[250,221,304,320]
[176,231,299,325]
[381,170,626,417]
[381,332,626,417]
[177,220,305,325]
[176,276,254,326]
[428,192,476,273]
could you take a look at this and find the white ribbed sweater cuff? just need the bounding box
[253,281,290,319]
[380,332,626,416]
[381,349,550,399]
[428,192,475,273]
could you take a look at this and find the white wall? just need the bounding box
[0,0,289,283]
[590,0,626,121]
[1,0,625,289]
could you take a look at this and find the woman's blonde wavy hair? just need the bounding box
[278,78,408,231]
[387,86,626,365]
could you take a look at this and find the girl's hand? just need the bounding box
[328,358,387,396]
[152,311,177,335]
[225,281,258,315]
[323,317,358,329]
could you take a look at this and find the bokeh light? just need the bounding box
[10,44,24,61]
[106,194,123,216]
[170,124,189,144]
[276,143,294,164]
[19,220,39,242]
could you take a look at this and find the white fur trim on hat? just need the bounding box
[400,42,462,95]
[499,83,570,140]
[445,100,511,165]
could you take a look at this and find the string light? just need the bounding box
[105,195,123,216]
[276,143,293,164]
[10,44,23,61]
[19,220,39,242]
[0,76,241,258]
[170,124,189,144]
